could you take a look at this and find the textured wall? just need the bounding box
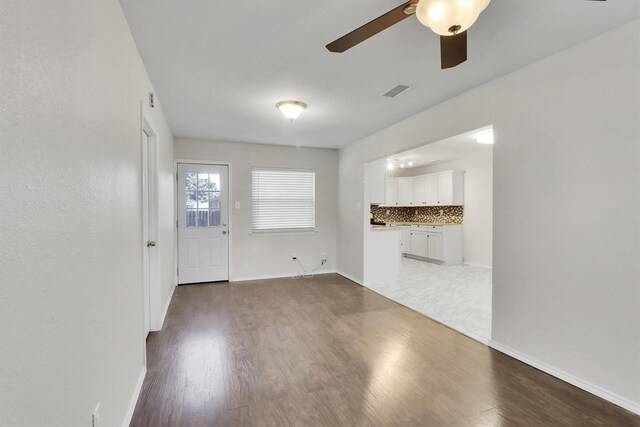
[175,139,338,280]
[339,21,640,412]
[0,1,174,425]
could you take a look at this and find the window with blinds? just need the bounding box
[252,168,316,232]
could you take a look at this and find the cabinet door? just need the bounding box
[412,176,426,205]
[385,177,398,205]
[369,159,387,204]
[410,231,428,257]
[437,172,453,205]
[427,233,443,260]
[400,226,411,253]
[424,174,438,206]
[397,178,413,206]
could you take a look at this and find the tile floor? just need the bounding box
[369,257,492,344]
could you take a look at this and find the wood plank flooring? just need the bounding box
[130,273,640,426]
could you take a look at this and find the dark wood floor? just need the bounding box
[130,273,640,426]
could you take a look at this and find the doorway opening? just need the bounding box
[365,126,493,344]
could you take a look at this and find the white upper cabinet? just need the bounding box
[437,171,454,205]
[369,159,387,204]
[386,177,398,205]
[412,176,426,205]
[397,178,413,206]
[370,166,464,207]
[436,170,464,205]
[424,174,439,205]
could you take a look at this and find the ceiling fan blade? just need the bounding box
[326,1,415,53]
[440,31,467,69]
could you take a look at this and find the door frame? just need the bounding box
[174,159,233,282]
[141,105,161,338]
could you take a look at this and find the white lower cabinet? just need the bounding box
[427,232,443,261]
[399,226,411,254]
[406,224,463,265]
[410,231,428,257]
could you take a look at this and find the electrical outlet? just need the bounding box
[321,253,327,261]
[234,201,240,209]
[415,209,418,215]
[92,404,101,427]
[386,209,390,215]
[291,253,297,260]
[440,209,444,215]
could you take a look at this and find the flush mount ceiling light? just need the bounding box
[476,130,494,144]
[387,163,395,171]
[408,160,413,167]
[276,100,307,121]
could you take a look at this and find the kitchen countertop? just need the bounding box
[370,225,401,231]
[388,222,462,226]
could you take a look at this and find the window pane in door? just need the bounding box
[198,174,209,192]
[186,209,197,227]
[198,191,210,209]
[186,191,197,210]
[185,173,197,191]
[184,172,223,228]
[209,191,221,226]
[197,209,209,227]
[208,174,220,191]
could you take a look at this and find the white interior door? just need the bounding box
[178,163,229,284]
[141,130,151,336]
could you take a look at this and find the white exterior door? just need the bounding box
[178,163,229,284]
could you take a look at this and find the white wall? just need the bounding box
[0,1,175,426]
[399,152,493,268]
[338,20,640,412]
[175,139,338,281]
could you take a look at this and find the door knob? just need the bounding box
[147,241,156,247]
[222,231,227,235]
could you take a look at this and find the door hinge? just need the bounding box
[176,220,178,228]
[176,172,178,181]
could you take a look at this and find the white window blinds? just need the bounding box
[252,168,316,232]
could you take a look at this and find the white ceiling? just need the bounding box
[120,0,640,149]
[387,125,493,170]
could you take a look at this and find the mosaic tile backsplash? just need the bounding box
[371,205,463,224]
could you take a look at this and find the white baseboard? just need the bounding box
[489,340,640,416]
[336,270,363,286]
[121,366,147,427]
[463,262,493,269]
[231,270,336,283]
[157,286,175,330]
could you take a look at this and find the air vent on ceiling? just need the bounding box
[383,84,412,98]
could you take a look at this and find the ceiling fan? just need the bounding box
[326,0,606,69]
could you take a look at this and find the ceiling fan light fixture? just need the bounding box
[276,100,307,120]
[416,0,490,36]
